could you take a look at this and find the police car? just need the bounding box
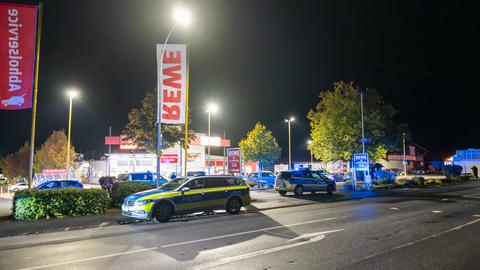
[122,176,251,222]
[275,169,336,196]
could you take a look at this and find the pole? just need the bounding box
[207,111,211,174]
[310,152,313,164]
[66,97,73,171]
[156,24,176,188]
[108,126,112,154]
[403,132,407,176]
[183,48,190,176]
[288,121,292,170]
[360,92,365,154]
[28,1,44,189]
[223,130,226,174]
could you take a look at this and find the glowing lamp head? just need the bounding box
[206,103,218,114]
[174,7,191,26]
[67,90,78,100]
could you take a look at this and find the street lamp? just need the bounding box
[307,140,313,164]
[156,7,191,187]
[66,89,78,174]
[206,103,218,174]
[284,117,294,170]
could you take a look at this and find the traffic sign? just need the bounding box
[353,153,369,171]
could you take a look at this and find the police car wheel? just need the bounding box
[153,202,173,223]
[327,185,334,195]
[278,190,287,196]
[294,185,304,196]
[226,197,242,215]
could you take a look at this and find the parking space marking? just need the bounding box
[15,247,158,270]
[193,229,344,270]
[161,217,339,248]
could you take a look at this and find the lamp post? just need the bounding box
[156,7,191,187]
[402,132,407,176]
[284,117,294,170]
[66,90,78,175]
[206,103,218,174]
[307,140,313,164]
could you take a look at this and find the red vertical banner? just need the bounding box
[0,3,37,110]
[227,148,242,174]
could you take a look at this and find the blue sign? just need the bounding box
[353,153,369,171]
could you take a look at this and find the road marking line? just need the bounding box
[15,247,158,270]
[364,218,480,260]
[193,229,343,270]
[161,217,339,248]
[432,210,442,213]
[14,217,339,270]
[393,218,480,250]
[390,207,400,210]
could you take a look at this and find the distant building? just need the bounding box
[451,148,480,174]
[380,145,427,171]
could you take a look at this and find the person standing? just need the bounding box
[471,165,478,179]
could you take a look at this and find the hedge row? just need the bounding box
[13,188,110,221]
[110,182,156,208]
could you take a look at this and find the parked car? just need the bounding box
[122,175,251,222]
[275,169,336,196]
[8,182,29,192]
[386,168,405,176]
[128,171,167,185]
[410,167,430,175]
[245,171,276,187]
[34,180,83,190]
[186,171,206,177]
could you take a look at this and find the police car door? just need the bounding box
[178,178,205,212]
[311,171,328,191]
[203,177,228,209]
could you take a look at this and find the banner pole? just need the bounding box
[183,47,190,176]
[28,0,43,189]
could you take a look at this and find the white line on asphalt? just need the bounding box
[15,247,159,270]
[432,210,442,213]
[14,217,339,270]
[161,217,339,248]
[390,207,400,210]
[364,218,480,259]
[192,229,344,270]
[393,218,480,250]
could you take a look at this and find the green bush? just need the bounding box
[110,182,156,208]
[425,178,443,186]
[410,177,425,187]
[13,188,109,221]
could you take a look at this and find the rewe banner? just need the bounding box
[156,44,187,125]
[0,3,37,110]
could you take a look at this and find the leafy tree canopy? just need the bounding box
[239,122,281,168]
[34,130,75,171]
[307,81,404,162]
[0,142,30,179]
[124,88,195,152]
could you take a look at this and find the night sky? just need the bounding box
[1,0,479,161]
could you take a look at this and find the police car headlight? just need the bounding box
[134,199,152,206]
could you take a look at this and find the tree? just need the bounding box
[34,130,75,171]
[239,122,281,169]
[124,88,195,152]
[0,142,30,179]
[307,81,400,162]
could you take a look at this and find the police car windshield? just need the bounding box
[160,178,189,190]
